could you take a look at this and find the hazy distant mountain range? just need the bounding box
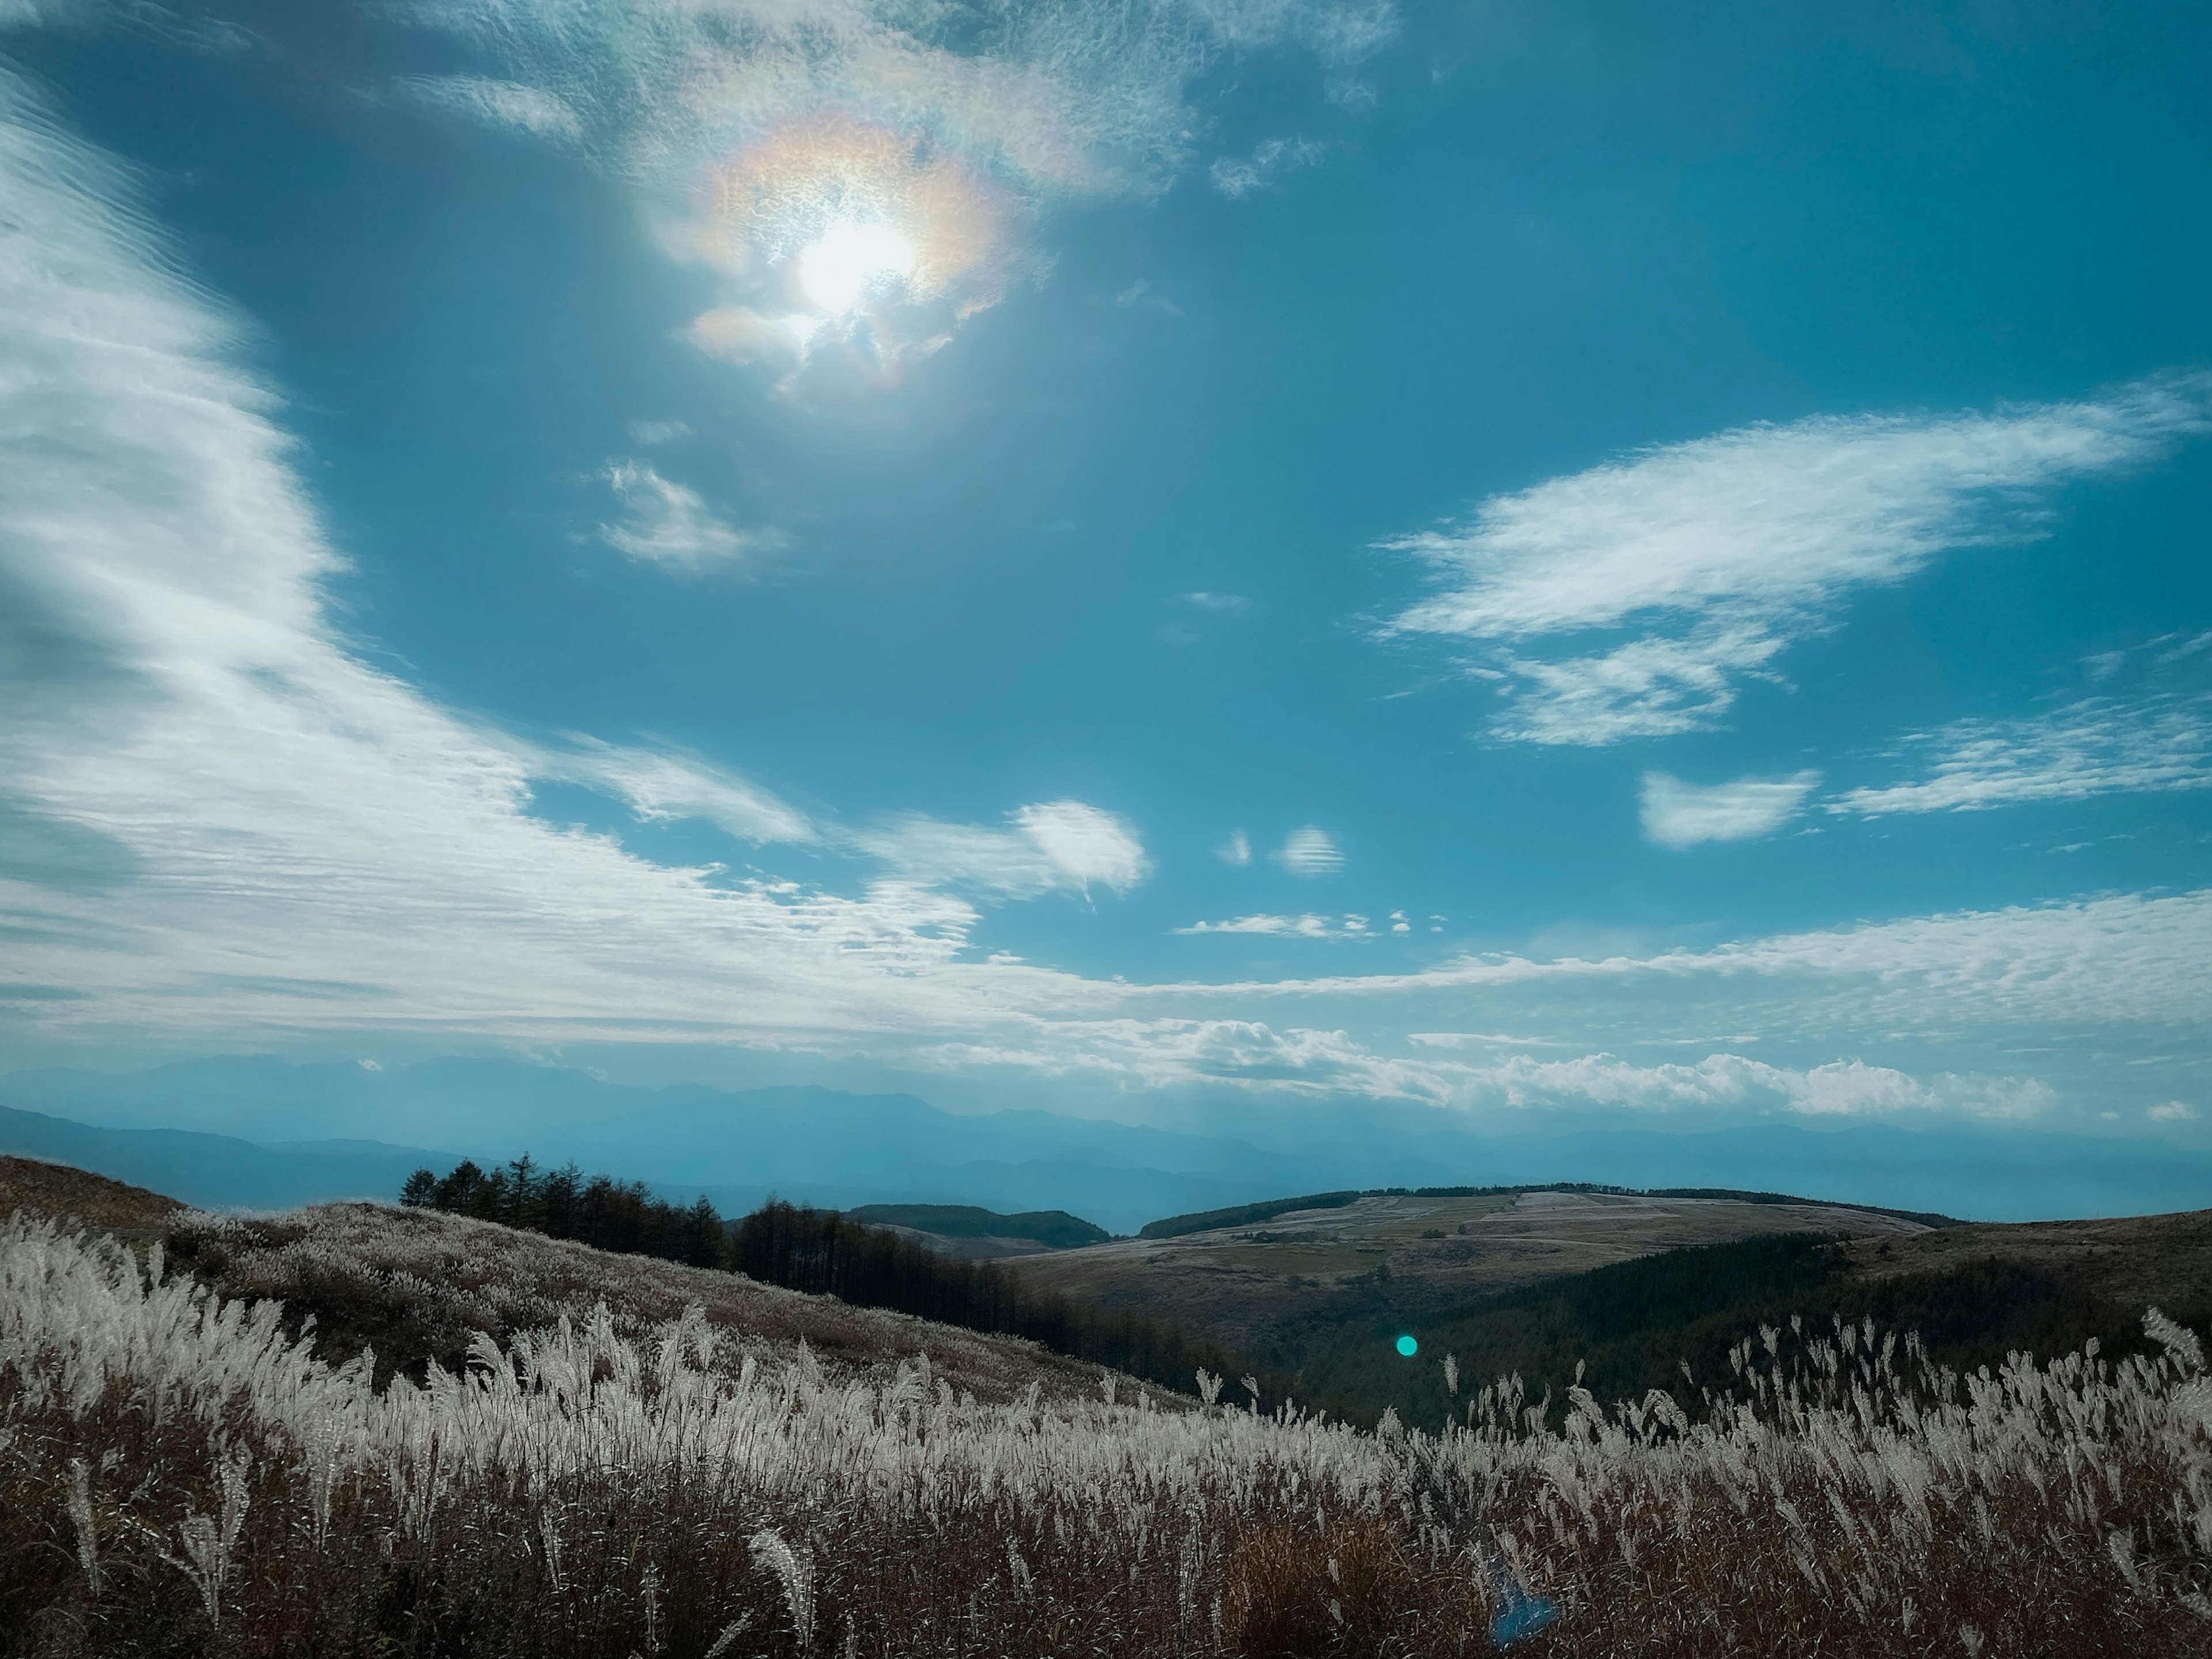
[3,1056,2210,1232]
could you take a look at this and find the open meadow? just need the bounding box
[5,1160,2212,1657]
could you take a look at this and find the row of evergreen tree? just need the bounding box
[400,1157,726,1267]
[400,1160,1241,1398]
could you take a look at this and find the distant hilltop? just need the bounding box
[846,1202,1109,1251]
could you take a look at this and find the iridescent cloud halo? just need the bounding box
[682,112,1022,368]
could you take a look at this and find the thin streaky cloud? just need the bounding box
[537,739,815,845]
[856,801,1150,899]
[1835,690,2212,817]
[395,74,583,142]
[1137,888,2212,1039]
[1210,135,1327,199]
[601,460,775,569]
[1276,825,1344,876]
[1380,380,2212,745]
[1173,913,1369,937]
[400,0,1395,363]
[1642,770,1821,849]
[917,1021,2051,1120]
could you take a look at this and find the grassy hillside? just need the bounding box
[0,1155,1114,1402]
[846,1203,1110,1252]
[5,1156,2212,1655]
[1007,1185,1933,1356]
[1274,1219,2212,1430]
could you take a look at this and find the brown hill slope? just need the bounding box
[1838,1207,2212,1318]
[0,1152,182,1240]
[1006,1186,1934,1351]
[0,1154,1131,1403]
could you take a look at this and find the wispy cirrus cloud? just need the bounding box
[1210,135,1327,198]
[393,0,1394,368]
[1836,660,2212,818]
[536,739,816,845]
[600,460,777,569]
[1174,913,1369,938]
[0,73,1129,1055]
[3,67,2206,1133]
[916,1019,2052,1120]
[1275,825,1344,876]
[1156,888,2212,1045]
[395,74,583,142]
[1380,381,2212,745]
[855,800,1150,900]
[1641,770,1821,848]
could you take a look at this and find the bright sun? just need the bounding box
[796,218,918,315]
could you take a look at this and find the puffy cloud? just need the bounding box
[600,460,775,569]
[1380,381,2212,745]
[2150,1101,2199,1123]
[1275,825,1344,876]
[1641,770,1820,848]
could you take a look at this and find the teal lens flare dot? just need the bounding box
[1395,1334,1419,1358]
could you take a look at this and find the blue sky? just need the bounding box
[3,1,2211,1149]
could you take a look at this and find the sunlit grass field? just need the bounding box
[3,1201,2210,1656]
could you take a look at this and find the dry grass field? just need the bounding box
[1005,1188,1936,1353]
[1838,1207,2212,1313]
[0,1155,1113,1404]
[8,1156,2212,1657]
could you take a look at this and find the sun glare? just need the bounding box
[796,218,918,315]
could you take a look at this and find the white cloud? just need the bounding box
[1216,829,1252,867]
[1836,688,2212,817]
[539,739,815,844]
[396,74,584,142]
[392,0,1393,365]
[628,419,692,445]
[1641,770,1820,849]
[5,77,2206,1130]
[1276,825,1344,876]
[1162,888,2212,1049]
[1012,800,1152,895]
[600,460,774,569]
[0,72,1103,1055]
[1174,914,1369,938]
[1381,382,2212,745]
[858,801,1149,899]
[918,1020,2051,1120]
[2150,1100,2199,1123]
[1210,135,1327,199]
